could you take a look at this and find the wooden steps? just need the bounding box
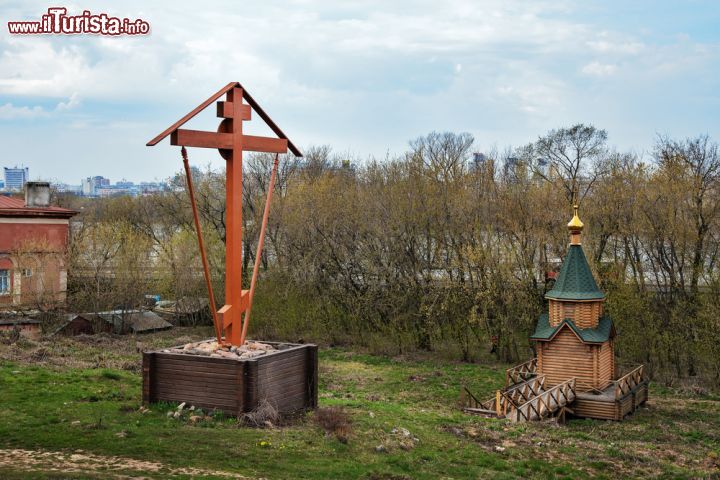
[460,359,648,423]
[506,378,576,422]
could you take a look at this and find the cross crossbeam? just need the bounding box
[170,129,288,153]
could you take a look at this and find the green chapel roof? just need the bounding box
[545,244,605,301]
[530,313,614,344]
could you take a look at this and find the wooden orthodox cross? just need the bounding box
[147,82,302,346]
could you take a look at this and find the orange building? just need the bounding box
[0,182,76,309]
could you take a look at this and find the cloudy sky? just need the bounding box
[0,0,718,184]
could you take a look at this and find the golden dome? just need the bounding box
[568,204,584,232]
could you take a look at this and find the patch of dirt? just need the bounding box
[366,474,412,480]
[501,418,719,479]
[440,424,503,449]
[0,327,213,370]
[0,448,259,479]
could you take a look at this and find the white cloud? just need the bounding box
[496,80,564,116]
[0,0,589,103]
[587,39,644,55]
[56,92,80,111]
[0,102,48,119]
[581,61,618,76]
[0,93,82,120]
[0,0,717,182]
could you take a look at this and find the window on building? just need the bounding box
[0,270,9,294]
[21,268,32,277]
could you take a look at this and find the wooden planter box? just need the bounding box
[142,341,318,416]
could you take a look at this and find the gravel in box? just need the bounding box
[161,340,296,360]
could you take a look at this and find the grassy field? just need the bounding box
[0,328,718,479]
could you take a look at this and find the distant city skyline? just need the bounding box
[0,165,170,189]
[0,165,172,197]
[1,1,718,183]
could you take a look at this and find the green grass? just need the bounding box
[0,330,718,479]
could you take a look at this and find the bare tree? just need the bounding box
[521,124,608,204]
[655,134,720,294]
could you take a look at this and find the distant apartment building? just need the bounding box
[97,181,168,197]
[76,176,169,197]
[55,183,82,194]
[0,182,76,309]
[503,156,524,179]
[469,152,487,171]
[81,175,110,196]
[535,157,549,177]
[140,182,168,194]
[473,152,487,163]
[81,178,92,196]
[3,167,29,191]
[95,186,123,197]
[97,179,136,197]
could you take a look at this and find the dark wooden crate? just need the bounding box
[143,341,318,415]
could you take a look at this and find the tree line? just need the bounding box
[59,124,720,388]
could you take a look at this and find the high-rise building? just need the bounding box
[3,167,29,191]
[535,157,549,177]
[469,152,487,172]
[81,176,110,196]
[55,183,82,194]
[81,178,94,196]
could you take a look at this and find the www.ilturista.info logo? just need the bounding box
[8,8,150,35]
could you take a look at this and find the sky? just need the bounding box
[0,0,718,184]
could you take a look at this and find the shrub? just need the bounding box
[243,399,280,427]
[314,407,352,443]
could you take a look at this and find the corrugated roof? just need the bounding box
[530,313,615,344]
[0,195,76,218]
[545,245,605,301]
[95,310,172,333]
[0,318,41,326]
[128,311,172,333]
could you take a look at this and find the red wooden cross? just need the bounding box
[147,82,301,346]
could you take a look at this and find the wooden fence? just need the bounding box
[614,365,645,399]
[505,357,537,386]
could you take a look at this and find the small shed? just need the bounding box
[98,310,172,334]
[54,310,173,336]
[53,314,112,336]
[154,297,210,326]
[0,317,41,339]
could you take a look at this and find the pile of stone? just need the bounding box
[161,340,276,359]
